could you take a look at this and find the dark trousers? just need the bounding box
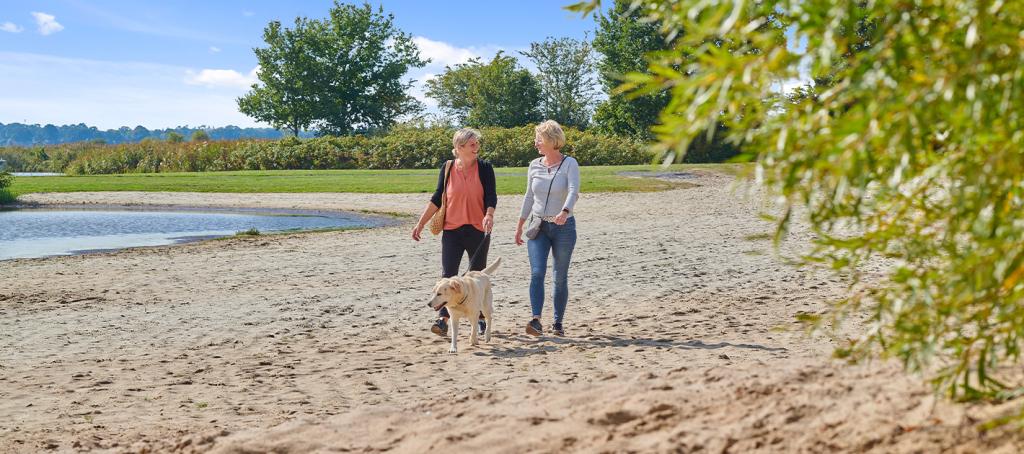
[438,224,489,318]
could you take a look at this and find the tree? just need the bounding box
[0,171,13,204]
[191,130,210,142]
[589,0,673,138]
[571,0,1024,404]
[426,52,541,128]
[238,1,427,136]
[130,125,151,143]
[521,36,597,129]
[165,132,184,143]
[40,124,59,144]
[0,123,316,146]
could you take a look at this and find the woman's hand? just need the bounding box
[411,223,424,242]
[514,226,524,246]
[553,210,569,225]
[482,213,494,233]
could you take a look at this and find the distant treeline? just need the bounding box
[0,125,667,175]
[0,122,316,147]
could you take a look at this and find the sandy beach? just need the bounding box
[1,170,1019,453]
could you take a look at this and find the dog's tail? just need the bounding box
[482,257,501,276]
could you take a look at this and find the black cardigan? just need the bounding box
[430,159,497,211]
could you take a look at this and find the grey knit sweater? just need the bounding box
[519,156,580,219]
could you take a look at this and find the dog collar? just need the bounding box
[451,293,468,307]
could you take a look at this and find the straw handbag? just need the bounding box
[429,160,453,235]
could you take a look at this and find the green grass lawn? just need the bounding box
[7,163,747,197]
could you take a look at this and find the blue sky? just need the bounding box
[0,1,603,129]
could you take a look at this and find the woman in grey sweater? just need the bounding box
[514,120,580,336]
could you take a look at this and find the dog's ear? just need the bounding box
[449,279,462,293]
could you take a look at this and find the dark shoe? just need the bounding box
[526,318,543,336]
[551,322,564,337]
[478,319,486,335]
[431,318,448,337]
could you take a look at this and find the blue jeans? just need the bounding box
[527,217,576,324]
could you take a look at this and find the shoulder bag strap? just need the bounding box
[441,160,453,206]
[539,157,567,214]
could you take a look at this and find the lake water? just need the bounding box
[0,207,383,260]
[10,172,64,177]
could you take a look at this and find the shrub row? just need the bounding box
[0,125,661,175]
[0,171,13,204]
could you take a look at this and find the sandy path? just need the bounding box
[0,171,1017,453]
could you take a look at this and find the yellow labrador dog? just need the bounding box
[427,257,500,353]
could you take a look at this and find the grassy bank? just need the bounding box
[7,164,745,197]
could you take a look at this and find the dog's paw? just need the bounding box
[448,346,458,354]
[485,335,492,343]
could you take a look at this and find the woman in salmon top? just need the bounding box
[412,128,497,337]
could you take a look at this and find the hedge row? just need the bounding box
[0,171,12,204]
[0,125,658,175]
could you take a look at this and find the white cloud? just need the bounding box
[243,11,255,17]
[184,67,259,89]
[413,36,480,67]
[411,36,526,73]
[771,54,813,95]
[405,36,526,118]
[209,46,221,53]
[1,22,23,33]
[407,72,438,109]
[31,12,63,36]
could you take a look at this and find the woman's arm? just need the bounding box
[412,201,440,241]
[553,157,580,225]
[519,163,536,221]
[514,216,527,246]
[482,162,497,233]
[482,162,497,210]
[414,162,448,241]
[515,163,535,245]
[561,157,580,213]
[429,161,448,209]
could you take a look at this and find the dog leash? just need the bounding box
[461,232,491,277]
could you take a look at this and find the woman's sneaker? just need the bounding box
[551,322,564,337]
[431,318,448,337]
[478,319,486,335]
[526,318,543,336]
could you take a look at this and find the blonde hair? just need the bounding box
[535,120,566,150]
[451,128,482,156]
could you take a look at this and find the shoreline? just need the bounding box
[2,201,403,223]
[0,203,399,262]
[0,172,1016,452]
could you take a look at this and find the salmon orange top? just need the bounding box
[444,160,485,231]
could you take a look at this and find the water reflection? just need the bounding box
[0,207,383,260]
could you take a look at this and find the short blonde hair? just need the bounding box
[535,120,566,150]
[452,128,482,156]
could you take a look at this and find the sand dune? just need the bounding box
[1,171,1018,452]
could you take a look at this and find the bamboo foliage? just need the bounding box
[570,0,1024,401]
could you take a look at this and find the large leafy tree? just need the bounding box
[425,52,541,128]
[572,0,1024,403]
[521,36,597,129]
[590,0,673,138]
[238,2,426,136]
